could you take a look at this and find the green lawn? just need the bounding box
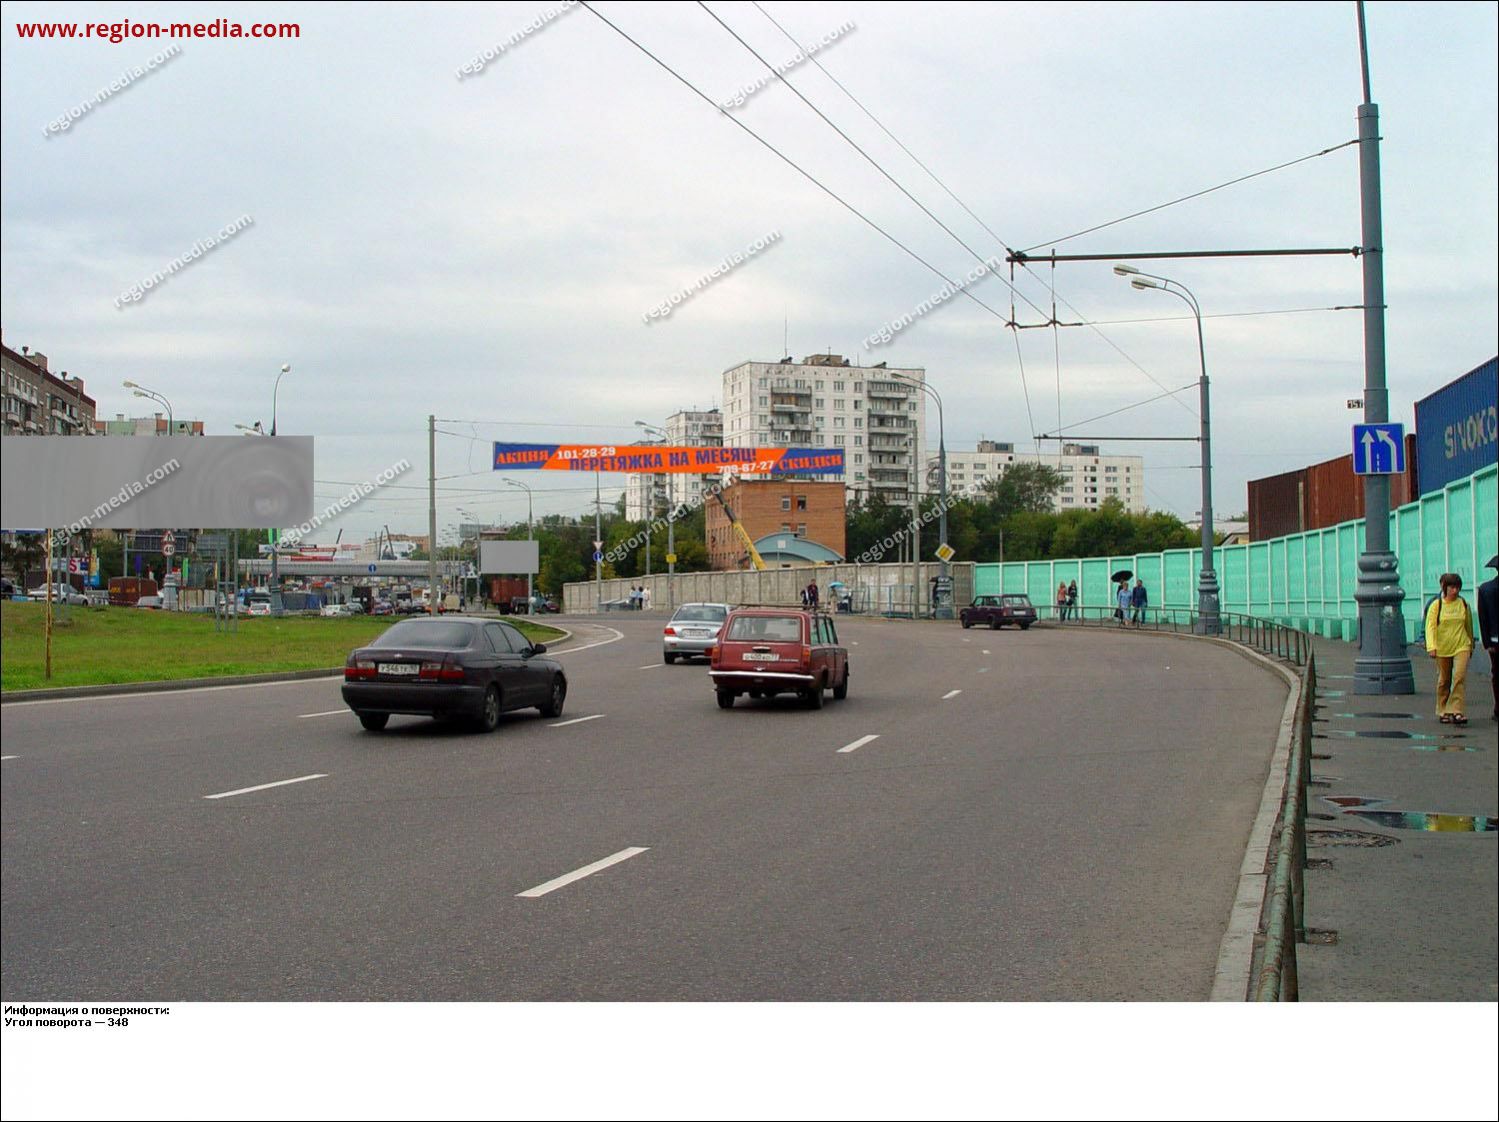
[0,603,566,692]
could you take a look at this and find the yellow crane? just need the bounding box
[713,490,766,571]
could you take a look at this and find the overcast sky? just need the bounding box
[3,0,1495,544]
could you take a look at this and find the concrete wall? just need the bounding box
[565,561,975,616]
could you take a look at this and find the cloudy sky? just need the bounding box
[3,0,1495,544]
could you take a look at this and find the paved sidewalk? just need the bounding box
[1297,637,1497,1000]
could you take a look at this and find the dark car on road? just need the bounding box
[342,616,566,732]
[709,607,848,709]
[960,594,1037,630]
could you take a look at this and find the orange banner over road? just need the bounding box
[492,443,844,475]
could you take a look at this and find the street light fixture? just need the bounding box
[270,363,291,436]
[504,479,535,613]
[123,381,174,435]
[235,423,266,436]
[886,372,950,618]
[1115,264,1220,635]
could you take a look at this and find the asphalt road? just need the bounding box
[1,615,1287,1000]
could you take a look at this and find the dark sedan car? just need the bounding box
[342,616,566,732]
[960,594,1037,630]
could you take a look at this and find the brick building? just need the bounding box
[706,479,846,570]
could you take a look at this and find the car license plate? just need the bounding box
[687,629,711,637]
[379,663,419,676]
[744,652,779,661]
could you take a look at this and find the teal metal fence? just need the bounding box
[976,463,1497,643]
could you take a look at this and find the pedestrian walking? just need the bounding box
[1130,579,1148,628]
[1066,580,1077,622]
[1476,555,1498,721]
[1425,572,1476,726]
[641,584,652,612]
[1056,582,1068,623]
[1115,580,1131,627]
[806,580,819,609]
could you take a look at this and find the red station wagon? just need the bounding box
[709,608,849,710]
[960,594,1038,630]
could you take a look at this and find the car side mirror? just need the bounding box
[530,643,546,655]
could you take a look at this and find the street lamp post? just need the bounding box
[504,480,535,613]
[122,380,177,607]
[1114,266,1220,635]
[889,373,949,618]
[636,421,674,610]
[268,364,290,590]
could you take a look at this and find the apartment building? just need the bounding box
[721,354,926,505]
[1,342,96,437]
[96,413,206,436]
[931,441,1146,513]
[625,408,722,520]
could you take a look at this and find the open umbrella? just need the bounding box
[1486,555,1498,570]
[1111,569,1133,583]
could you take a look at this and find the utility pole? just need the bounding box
[1351,2,1414,694]
[428,414,438,615]
[594,467,603,609]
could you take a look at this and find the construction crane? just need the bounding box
[712,489,766,571]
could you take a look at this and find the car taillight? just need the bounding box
[418,655,466,681]
[664,626,676,636]
[345,658,376,681]
[707,645,718,660]
[801,645,812,664]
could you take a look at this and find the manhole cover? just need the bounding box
[1306,828,1399,847]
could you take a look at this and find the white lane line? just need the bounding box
[961,638,971,643]
[517,846,650,898]
[638,663,663,670]
[942,689,963,700]
[550,714,605,728]
[1,755,18,760]
[977,667,990,673]
[204,774,329,800]
[551,627,626,656]
[851,641,859,646]
[982,649,991,655]
[837,734,880,754]
[298,709,349,719]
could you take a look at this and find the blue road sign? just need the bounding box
[1352,422,1406,475]
[368,563,378,574]
[592,551,603,562]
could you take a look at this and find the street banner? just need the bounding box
[493,443,844,475]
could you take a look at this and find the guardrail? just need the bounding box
[1037,605,1313,666]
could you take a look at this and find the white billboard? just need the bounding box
[478,540,539,574]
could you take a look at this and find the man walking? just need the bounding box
[1115,580,1131,627]
[1130,578,1148,628]
[1478,555,1498,721]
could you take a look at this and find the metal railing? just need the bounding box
[1252,648,1315,1000]
[1036,605,1312,666]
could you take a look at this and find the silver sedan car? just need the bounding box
[662,602,733,663]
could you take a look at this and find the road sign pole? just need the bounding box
[1351,10,1414,695]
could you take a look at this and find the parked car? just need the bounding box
[371,600,395,616]
[342,616,566,732]
[708,607,848,709]
[246,595,273,617]
[663,603,732,663]
[26,583,88,606]
[960,594,1037,630]
[135,595,164,610]
[321,602,353,617]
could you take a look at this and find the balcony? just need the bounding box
[866,381,912,397]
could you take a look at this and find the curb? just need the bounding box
[1,621,576,704]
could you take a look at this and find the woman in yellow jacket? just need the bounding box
[1425,572,1477,725]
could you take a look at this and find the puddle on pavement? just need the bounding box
[1307,828,1397,847]
[1323,795,1388,809]
[1318,690,1347,698]
[1349,811,1497,832]
[1329,712,1422,719]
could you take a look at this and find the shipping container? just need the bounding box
[1248,467,1306,541]
[1249,445,1415,541]
[1414,357,1497,496]
[487,575,529,605]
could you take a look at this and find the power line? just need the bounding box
[1018,139,1361,253]
[1074,304,1361,327]
[1052,382,1199,433]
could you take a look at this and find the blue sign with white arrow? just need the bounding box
[1352,422,1405,475]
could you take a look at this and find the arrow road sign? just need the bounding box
[1352,422,1405,475]
[593,551,603,563]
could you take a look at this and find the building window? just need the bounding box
[853,401,861,411]
[782,523,792,532]
[797,524,807,535]
[815,398,824,408]
[854,418,862,428]
[759,396,768,406]
[833,435,845,445]
[853,435,862,446]
[834,416,844,428]
[833,381,844,391]
[796,496,807,510]
[781,497,791,511]
[854,453,863,464]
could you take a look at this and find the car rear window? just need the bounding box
[369,620,475,648]
[674,605,728,622]
[727,615,803,642]
[1002,595,1031,605]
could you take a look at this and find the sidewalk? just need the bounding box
[1296,637,1497,1000]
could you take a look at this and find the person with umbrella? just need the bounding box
[1112,570,1132,627]
[1478,555,1498,722]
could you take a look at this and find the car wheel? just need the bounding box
[539,675,567,718]
[803,680,825,710]
[476,685,502,732]
[989,618,1000,630]
[716,689,735,709]
[663,652,676,664]
[961,617,971,629]
[1020,622,1031,631]
[832,668,849,700]
[357,712,389,732]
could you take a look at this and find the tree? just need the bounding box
[978,463,1065,519]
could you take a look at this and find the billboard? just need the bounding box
[493,443,843,476]
[478,539,540,574]
[1414,357,1497,496]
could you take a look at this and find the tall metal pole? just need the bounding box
[1352,2,1414,694]
[891,372,950,618]
[428,414,438,615]
[506,479,534,613]
[594,467,603,609]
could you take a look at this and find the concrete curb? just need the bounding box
[1,622,576,704]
